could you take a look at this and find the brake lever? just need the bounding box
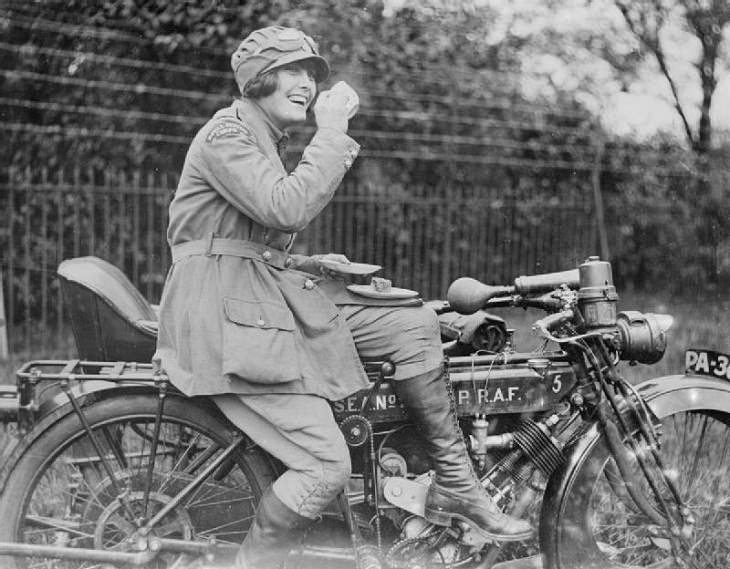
[514,293,564,312]
[532,309,575,340]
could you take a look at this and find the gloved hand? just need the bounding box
[314,81,358,132]
[291,253,351,278]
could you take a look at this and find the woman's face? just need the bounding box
[257,64,317,130]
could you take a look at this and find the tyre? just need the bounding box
[0,394,276,568]
[542,407,730,568]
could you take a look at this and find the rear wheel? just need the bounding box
[0,394,275,568]
[542,407,730,568]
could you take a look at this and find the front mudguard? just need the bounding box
[539,373,730,565]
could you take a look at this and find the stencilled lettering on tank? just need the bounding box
[456,385,522,404]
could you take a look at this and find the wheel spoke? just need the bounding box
[558,409,730,568]
[99,424,128,471]
[23,515,94,540]
[685,414,710,497]
[156,430,206,495]
[1,396,271,569]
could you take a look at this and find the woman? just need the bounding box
[155,25,531,569]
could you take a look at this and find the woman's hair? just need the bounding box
[243,71,279,99]
[243,61,319,100]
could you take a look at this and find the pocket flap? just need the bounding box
[223,297,295,331]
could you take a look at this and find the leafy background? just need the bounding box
[1,0,729,361]
[3,0,729,291]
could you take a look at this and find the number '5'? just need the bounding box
[552,374,562,393]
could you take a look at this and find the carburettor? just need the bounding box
[577,256,618,329]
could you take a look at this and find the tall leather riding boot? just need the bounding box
[393,366,533,542]
[237,486,314,569]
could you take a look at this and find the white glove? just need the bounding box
[330,81,359,119]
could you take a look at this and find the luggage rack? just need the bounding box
[1,359,163,429]
[16,359,159,382]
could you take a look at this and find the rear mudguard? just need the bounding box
[0,380,231,495]
[539,374,730,562]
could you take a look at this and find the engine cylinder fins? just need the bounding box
[512,419,565,476]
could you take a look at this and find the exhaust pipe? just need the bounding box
[0,542,157,565]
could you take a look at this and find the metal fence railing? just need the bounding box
[1,167,595,358]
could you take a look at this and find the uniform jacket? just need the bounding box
[156,98,411,399]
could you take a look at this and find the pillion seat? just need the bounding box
[57,256,159,362]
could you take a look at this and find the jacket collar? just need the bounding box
[232,98,287,149]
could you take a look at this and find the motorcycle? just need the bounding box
[1,254,729,569]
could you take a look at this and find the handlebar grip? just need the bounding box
[513,269,580,294]
[446,277,514,314]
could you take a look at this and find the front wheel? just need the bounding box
[542,405,730,568]
[0,393,276,568]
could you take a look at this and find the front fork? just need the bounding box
[588,356,696,562]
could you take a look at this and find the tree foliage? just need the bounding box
[609,0,730,284]
[2,1,594,177]
[2,0,729,297]
[613,0,730,156]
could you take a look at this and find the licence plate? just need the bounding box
[685,348,730,380]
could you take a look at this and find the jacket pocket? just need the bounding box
[223,297,295,331]
[221,297,299,384]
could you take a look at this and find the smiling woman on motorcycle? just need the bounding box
[154,25,531,568]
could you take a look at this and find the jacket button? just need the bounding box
[262,251,272,261]
[344,159,352,168]
[284,257,293,268]
[304,279,315,290]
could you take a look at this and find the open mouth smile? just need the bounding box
[288,94,309,108]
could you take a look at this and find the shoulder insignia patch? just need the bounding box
[206,121,252,143]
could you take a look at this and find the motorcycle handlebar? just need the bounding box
[446,269,581,314]
[446,278,514,314]
[513,269,580,294]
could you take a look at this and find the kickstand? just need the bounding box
[336,492,381,569]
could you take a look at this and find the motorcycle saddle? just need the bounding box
[57,256,158,363]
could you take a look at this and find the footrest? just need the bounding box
[382,476,428,517]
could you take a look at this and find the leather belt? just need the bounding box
[171,236,293,269]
